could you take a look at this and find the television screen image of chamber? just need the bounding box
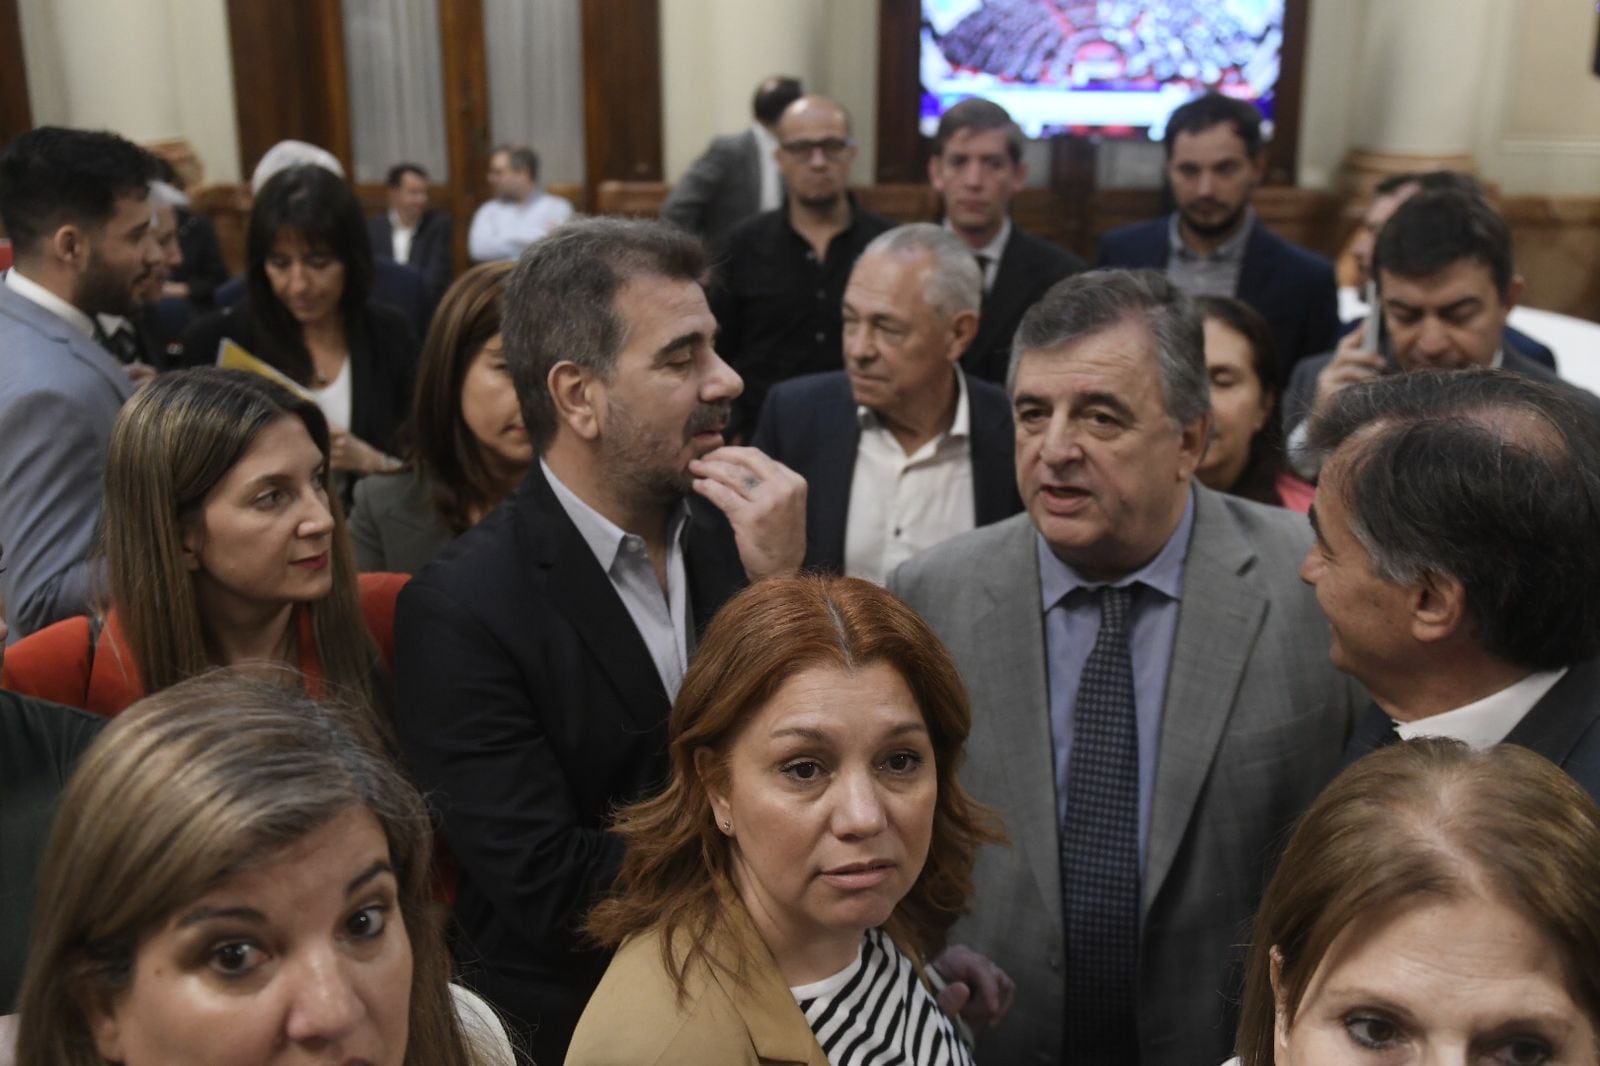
[919,0,1284,141]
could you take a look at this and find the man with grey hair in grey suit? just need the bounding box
[890,268,1362,1066]
[0,127,162,640]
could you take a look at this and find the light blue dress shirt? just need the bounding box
[1037,490,1195,870]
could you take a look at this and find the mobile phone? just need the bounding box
[1360,280,1383,355]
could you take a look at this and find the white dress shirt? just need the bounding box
[843,371,975,585]
[389,210,416,265]
[1394,667,1568,750]
[542,459,692,699]
[6,268,95,337]
[468,189,575,263]
[945,216,1010,293]
[752,123,782,212]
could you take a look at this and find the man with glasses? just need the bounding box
[710,94,893,437]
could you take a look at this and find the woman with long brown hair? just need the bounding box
[0,368,404,716]
[568,574,1004,1065]
[350,261,530,573]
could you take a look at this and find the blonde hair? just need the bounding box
[100,368,379,711]
[15,670,471,1066]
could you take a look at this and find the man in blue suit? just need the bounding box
[0,127,161,639]
[752,223,1020,582]
[1098,92,1339,383]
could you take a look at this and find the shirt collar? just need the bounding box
[541,458,690,572]
[1169,206,1256,263]
[1037,488,1195,612]
[856,366,971,441]
[387,209,416,233]
[751,122,779,154]
[5,267,96,338]
[1393,667,1568,750]
[96,312,132,337]
[944,215,1011,263]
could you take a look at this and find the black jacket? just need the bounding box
[390,465,747,1064]
[961,227,1085,384]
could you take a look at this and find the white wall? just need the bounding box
[659,0,877,185]
[17,1,1600,197]
[17,0,242,183]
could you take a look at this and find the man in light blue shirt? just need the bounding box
[891,268,1361,1066]
[468,144,574,262]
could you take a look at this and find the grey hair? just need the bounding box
[147,179,189,210]
[501,217,710,450]
[1007,268,1210,427]
[860,223,982,318]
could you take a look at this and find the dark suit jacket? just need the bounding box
[751,369,1021,572]
[962,227,1085,384]
[0,691,105,1009]
[368,209,454,304]
[174,302,419,457]
[1341,656,1600,801]
[660,129,763,251]
[349,465,455,575]
[1339,315,1557,371]
[1280,345,1591,448]
[390,465,748,1065]
[216,258,433,339]
[1097,215,1340,383]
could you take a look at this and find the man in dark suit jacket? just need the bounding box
[928,99,1083,384]
[752,223,1020,579]
[367,162,453,305]
[1282,188,1600,480]
[660,75,801,252]
[1300,368,1600,802]
[1097,93,1338,382]
[390,219,806,1064]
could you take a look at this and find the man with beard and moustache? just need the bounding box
[711,94,894,438]
[94,177,187,378]
[0,127,162,640]
[390,218,808,1064]
[1098,92,1339,382]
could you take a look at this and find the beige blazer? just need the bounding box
[564,903,829,1066]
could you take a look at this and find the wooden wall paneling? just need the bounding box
[1504,196,1600,323]
[226,0,352,179]
[1269,0,1310,186]
[0,0,32,147]
[875,0,924,183]
[579,0,663,211]
[438,0,489,275]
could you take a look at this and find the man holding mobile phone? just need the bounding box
[1280,187,1593,479]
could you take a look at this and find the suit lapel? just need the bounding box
[1504,656,1600,768]
[965,374,1016,525]
[808,397,862,570]
[1233,223,1275,306]
[1340,702,1397,769]
[1144,488,1266,912]
[0,285,133,403]
[973,518,1062,936]
[523,469,672,731]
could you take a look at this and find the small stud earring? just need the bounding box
[721,818,732,832]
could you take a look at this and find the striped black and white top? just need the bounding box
[791,928,975,1066]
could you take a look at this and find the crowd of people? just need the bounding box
[2,80,1600,1066]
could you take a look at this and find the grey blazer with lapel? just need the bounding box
[890,485,1363,1066]
[349,465,456,575]
[660,130,763,251]
[0,279,133,639]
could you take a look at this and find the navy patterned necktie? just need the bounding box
[1061,584,1142,1064]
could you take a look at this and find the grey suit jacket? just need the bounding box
[660,130,763,251]
[890,486,1363,1066]
[0,280,132,639]
[349,465,456,575]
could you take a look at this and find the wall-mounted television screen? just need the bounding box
[920,0,1284,141]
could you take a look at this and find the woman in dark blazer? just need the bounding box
[350,261,530,573]
[175,164,418,477]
